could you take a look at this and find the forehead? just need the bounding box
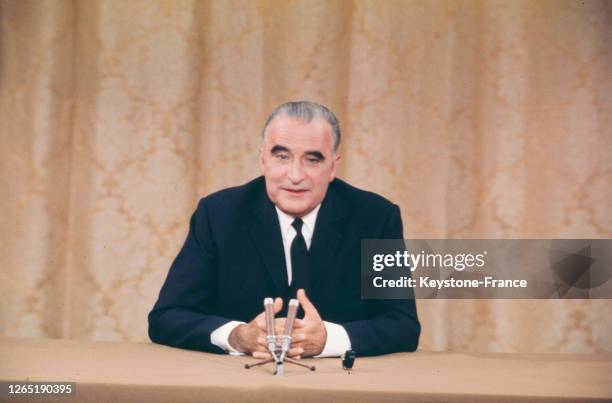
[264,115,334,152]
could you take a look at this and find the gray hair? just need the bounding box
[261,101,341,152]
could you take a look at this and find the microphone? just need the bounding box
[263,298,276,354]
[244,297,315,375]
[342,350,356,370]
[280,299,299,360]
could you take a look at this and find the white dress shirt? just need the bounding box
[210,204,351,357]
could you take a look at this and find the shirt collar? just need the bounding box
[275,204,321,242]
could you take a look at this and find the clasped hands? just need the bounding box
[228,289,326,359]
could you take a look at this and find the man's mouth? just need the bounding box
[283,188,308,194]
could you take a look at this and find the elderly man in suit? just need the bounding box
[148,101,420,357]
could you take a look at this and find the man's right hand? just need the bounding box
[228,297,283,356]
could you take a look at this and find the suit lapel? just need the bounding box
[309,182,348,290]
[247,189,288,293]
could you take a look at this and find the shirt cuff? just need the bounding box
[210,320,246,355]
[314,321,351,358]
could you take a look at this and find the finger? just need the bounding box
[257,336,270,347]
[253,309,267,329]
[254,310,266,321]
[296,289,319,319]
[292,318,305,328]
[255,319,267,331]
[287,346,304,357]
[273,297,283,314]
[291,333,306,342]
[254,339,271,351]
[252,351,271,359]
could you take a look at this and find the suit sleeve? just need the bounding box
[341,204,421,356]
[148,198,230,353]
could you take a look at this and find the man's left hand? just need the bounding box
[289,288,327,358]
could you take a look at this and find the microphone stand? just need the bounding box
[245,298,316,376]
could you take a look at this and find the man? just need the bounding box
[148,101,420,357]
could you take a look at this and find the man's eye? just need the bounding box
[275,154,289,161]
[306,157,321,164]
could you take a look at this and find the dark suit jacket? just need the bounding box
[148,176,420,356]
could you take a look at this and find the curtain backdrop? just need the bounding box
[1,0,611,353]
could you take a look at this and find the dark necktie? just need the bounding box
[290,218,309,293]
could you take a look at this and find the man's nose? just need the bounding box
[287,160,305,183]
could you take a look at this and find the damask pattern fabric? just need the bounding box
[1,0,610,353]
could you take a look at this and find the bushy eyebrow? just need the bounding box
[270,144,326,161]
[305,151,325,161]
[271,145,289,154]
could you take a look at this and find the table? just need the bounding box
[1,337,610,402]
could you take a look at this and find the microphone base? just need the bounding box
[245,355,316,375]
[284,357,316,371]
[244,358,274,369]
[274,362,284,376]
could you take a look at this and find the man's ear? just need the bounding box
[259,146,265,174]
[329,153,341,182]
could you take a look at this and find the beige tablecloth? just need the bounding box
[1,337,610,402]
